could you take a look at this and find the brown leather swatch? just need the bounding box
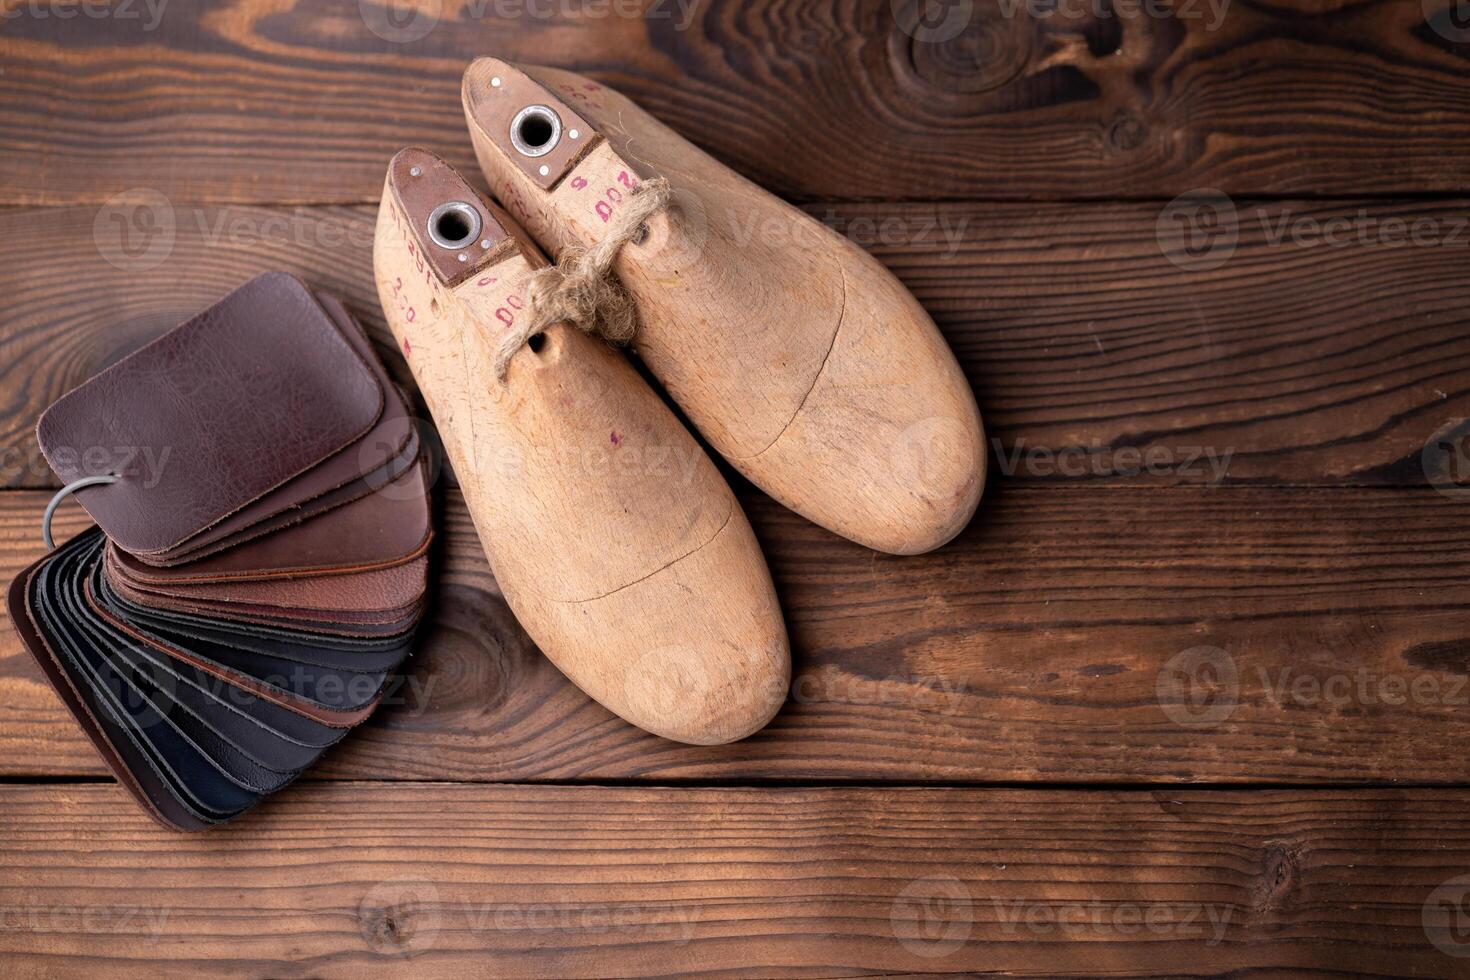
[108,457,432,583]
[148,292,415,562]
[103,570,426,638]
[106,549,430,615]
[154,424,421,566]
[37,273,384,555]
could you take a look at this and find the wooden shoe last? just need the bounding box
[462,59,986,555]
[373,148,789,744]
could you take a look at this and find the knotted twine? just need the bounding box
[492,177,671,380]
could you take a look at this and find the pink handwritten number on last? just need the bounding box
[589,170,641,224]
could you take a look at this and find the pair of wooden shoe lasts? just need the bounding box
[373,59,985,746]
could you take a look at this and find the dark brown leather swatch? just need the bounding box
[106,457,432,583]
[36,272,384,556]
[146,292,415,564]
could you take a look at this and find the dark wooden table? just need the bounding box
[4,1,1470,975]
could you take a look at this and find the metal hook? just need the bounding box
[42,474,118,550]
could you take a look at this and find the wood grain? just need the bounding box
[7,4,1467,975]
[3,0,1470,204]
[3,199,1469,490]
[5,484,1470,784]
[2,782,1469,977]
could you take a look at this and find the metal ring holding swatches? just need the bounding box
[41,474,118,550]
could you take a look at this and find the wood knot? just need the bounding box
[394,584,529,724]
[1250,841,1300,914]
[357,878,442,955]
[361,906,408,948]
[1107,111,1147,152]
[896,0,1035,94]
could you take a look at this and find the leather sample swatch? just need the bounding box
[10,273,431,831]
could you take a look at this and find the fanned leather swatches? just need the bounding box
[7,272,431,831]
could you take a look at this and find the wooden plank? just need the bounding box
[5,485,1470,784]
[3,0,1470,204]
[1,782,1468,977]
[4,199,1470,490]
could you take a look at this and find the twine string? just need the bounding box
[492,177,671,379]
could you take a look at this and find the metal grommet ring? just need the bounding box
[509,104,562,158]
[426,201,483,251]
[42,474,118,550]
